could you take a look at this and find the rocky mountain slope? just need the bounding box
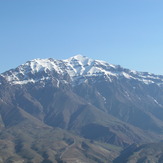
[1,55,163,162]
[114,142,163,163]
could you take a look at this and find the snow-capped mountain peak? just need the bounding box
[66,54,91,63]
[24,58,63,74]
[65,55,94,69]
[1,55,163,86]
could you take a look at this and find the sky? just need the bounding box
[0,0,163,74]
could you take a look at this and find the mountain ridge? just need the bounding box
[1,55,163,86]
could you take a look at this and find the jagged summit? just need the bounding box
[1,55,163,86]
[66,54,89,61]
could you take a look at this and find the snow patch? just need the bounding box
[12,79,36,85]
[122,72,131,79]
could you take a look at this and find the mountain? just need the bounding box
[1,55,163,162]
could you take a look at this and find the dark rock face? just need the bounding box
[113,142,163,163]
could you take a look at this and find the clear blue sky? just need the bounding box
[1,0,163,74]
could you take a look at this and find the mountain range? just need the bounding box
[1,55,163,162]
